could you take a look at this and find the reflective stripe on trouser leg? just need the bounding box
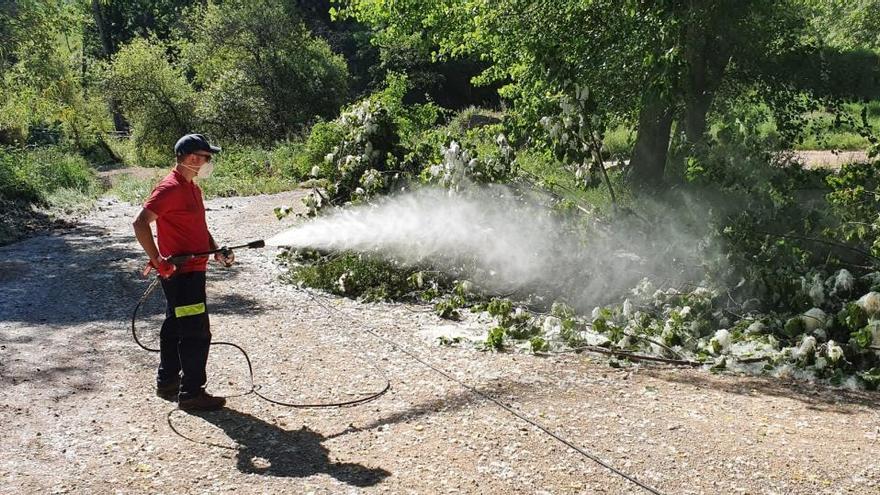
[174,302,206,318]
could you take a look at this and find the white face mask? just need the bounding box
[196,160,214,179]
[182,159,214,179]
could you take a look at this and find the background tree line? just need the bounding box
[0,0,497,165]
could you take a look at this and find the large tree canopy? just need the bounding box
[337,0,876,188]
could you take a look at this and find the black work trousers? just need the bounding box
[157,271,211,400]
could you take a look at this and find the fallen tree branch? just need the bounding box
[544,344,775,368]
[756,230,880,265]
[559,345,705,367]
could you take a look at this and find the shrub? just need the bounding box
[198,145,297,198]
[0,147,98,203]
[0,2,112,151]
[102,37,197,166]
[282,250,450,303]
[180,0,349,142]
[0,148,40,202]
[305,98,404,212]
[295,121,345,181]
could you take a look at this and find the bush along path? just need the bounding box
[0,189,877,494]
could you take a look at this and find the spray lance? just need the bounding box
[167,239,266,267]
[142,239,266,277]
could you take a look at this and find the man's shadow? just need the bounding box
[189,408,389,487]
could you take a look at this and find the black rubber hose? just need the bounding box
[131,274,389,408]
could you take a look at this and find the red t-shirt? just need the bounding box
[143,169,210,273]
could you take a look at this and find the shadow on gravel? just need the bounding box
[642,369,879,412]
[191,408,390,486]
[328,378,537,439]
[0,223,144,324]
[0,223,265,325]
[0,199,73,247]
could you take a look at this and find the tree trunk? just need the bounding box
[681,47,718,146]
[681,5,729,146]
[683,94,712,145]
[683,42,713,146]
[628,95,674,189]
[90,0,114,57]
[90,0,127,133]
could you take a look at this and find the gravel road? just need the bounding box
[1,188,878,494]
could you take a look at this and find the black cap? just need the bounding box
[174,134,221,156]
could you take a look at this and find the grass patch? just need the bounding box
[728,101,879,151]
[603,124,635,158]
[0,146,100,203]
[597,100,880,157]
[0,146,102,244]
[105,172,160,204]
[200,175,297,198]
[794,105,876,150]
[106,143,307,203]
[43,187,99,215]
[199,144,301,198]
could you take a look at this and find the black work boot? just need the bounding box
[179,392,226,411]
[156,380,180,401]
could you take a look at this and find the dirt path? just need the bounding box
[1,189,878,495]
[791,150,869,169]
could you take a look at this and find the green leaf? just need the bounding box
[851,325,874,349]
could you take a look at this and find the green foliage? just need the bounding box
[529,336,548,353]
[433,299,462,320]
[0,148,39,202]
[306,96,405,211]
[810,0,880,51]
[602,125,635,158]
[418,121,517,191]
[198,145,298,198]
[0,146,99,203]
[838,303,869,332]
[485,326,505,351]
[373,73,442,146]
[101,37,196,165]
[538,86,611,189]
[179,0,349,142]
[0,1,112,149]
[859,367,880,390]
[825,163,880,253]
[851,325,875,349]
[84,0,195,60]
[432,280,474,320]
[283,250,451,303]
[783,317,807,339]
[483,298,538,343]
[296,121,345,181]
[340,0,878,188]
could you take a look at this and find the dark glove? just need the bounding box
[214,247,235,267]
[143,257,177,279]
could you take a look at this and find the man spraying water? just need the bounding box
[132,133,234,411]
